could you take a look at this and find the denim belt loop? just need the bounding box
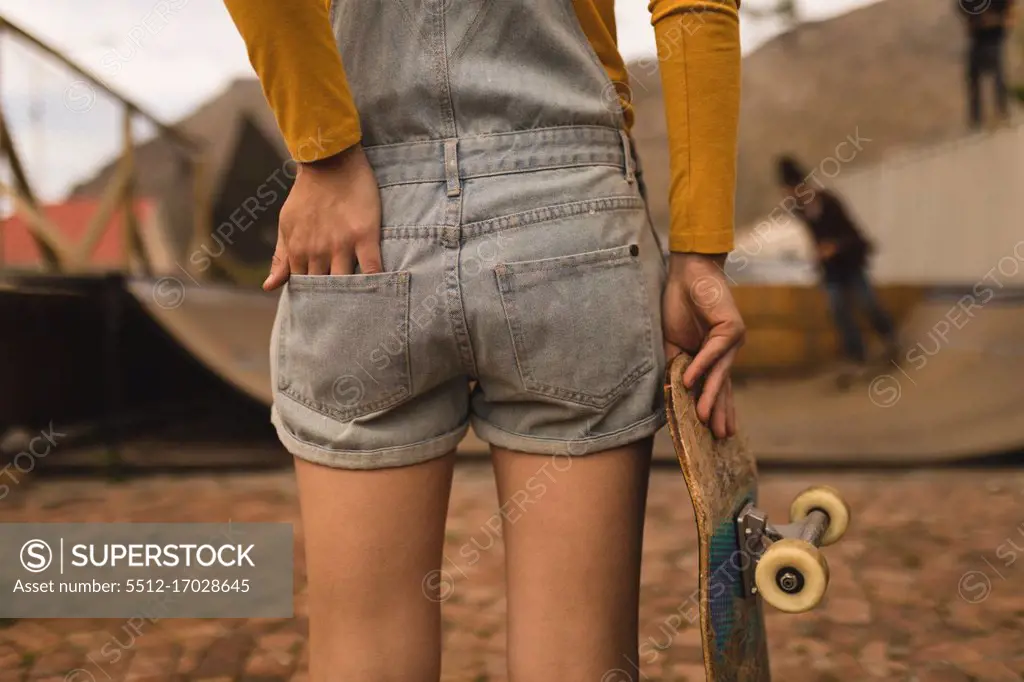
[619,130,636,185]
[444,138,461,198]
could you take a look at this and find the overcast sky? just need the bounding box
[0,0,881,200]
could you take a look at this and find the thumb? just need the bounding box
[355,238,383,275]
[263,241,291,291]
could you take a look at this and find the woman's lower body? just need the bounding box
[967,37,1010,129]
[270,1,668,678]
[271,129,668,680]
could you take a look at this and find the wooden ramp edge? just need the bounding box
[127,280,1024,465]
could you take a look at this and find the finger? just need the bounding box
[307,254,331,276]
[330,249,354,276]
[697,346,737,423]
[684,331,735,388]
[725,379,738,437]
[289,252,309,277]
[354,238,383,275]
[263,242,291,291]
[710,383,729,439]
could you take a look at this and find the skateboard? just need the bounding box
[664,353,851,682]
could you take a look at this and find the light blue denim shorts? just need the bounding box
[269,127,668,469]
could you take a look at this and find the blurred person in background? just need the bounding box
[776,156,898,382]
[959,0,1017,128]
[224,1,745,680]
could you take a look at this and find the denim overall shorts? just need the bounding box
[269,0,668,469]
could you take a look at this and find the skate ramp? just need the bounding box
[128,279,277,406]
[128,280,1024,463]
[672,295,1024,464]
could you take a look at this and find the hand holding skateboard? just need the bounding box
[665,353,851,682]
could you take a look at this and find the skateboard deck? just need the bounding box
[665,353,771,682]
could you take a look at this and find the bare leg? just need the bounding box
[992,42,1010,120]
[967,42,983,129]
[295,452,456,682]
[493,439,653,682]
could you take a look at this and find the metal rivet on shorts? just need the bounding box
[629,244,639,257]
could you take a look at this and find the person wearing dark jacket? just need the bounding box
[776,156,898,369]
[959,0,1017,128]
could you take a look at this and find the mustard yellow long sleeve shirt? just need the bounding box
[223,0,740,254]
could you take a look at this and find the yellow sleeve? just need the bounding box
[222,0,361,162]
[648,0,741,254]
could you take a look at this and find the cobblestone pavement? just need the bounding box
[2,464,1024,681]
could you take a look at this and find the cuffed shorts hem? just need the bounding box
[469,409,665,456]
[271,406,469,470]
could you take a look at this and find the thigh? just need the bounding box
[979,42,1001,72]
[850,270,880,308]
[823,281,849,318]
[968,43,984,79]
[492,439,653,682]
[295,453,456,681]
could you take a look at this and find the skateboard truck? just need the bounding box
[734,486,850,613]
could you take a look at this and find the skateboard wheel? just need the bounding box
[789,485,850,546]
[755,539,829,613]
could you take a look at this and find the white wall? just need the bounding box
[731,121,1024,287]
[833,122,1024,286]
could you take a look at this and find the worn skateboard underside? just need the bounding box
[665,354,770,682]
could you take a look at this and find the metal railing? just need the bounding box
[0,14,211,277]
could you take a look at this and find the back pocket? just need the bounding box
[494,244,655,408]
[277,272,412,420]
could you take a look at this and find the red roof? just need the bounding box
[0,197,156,268]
